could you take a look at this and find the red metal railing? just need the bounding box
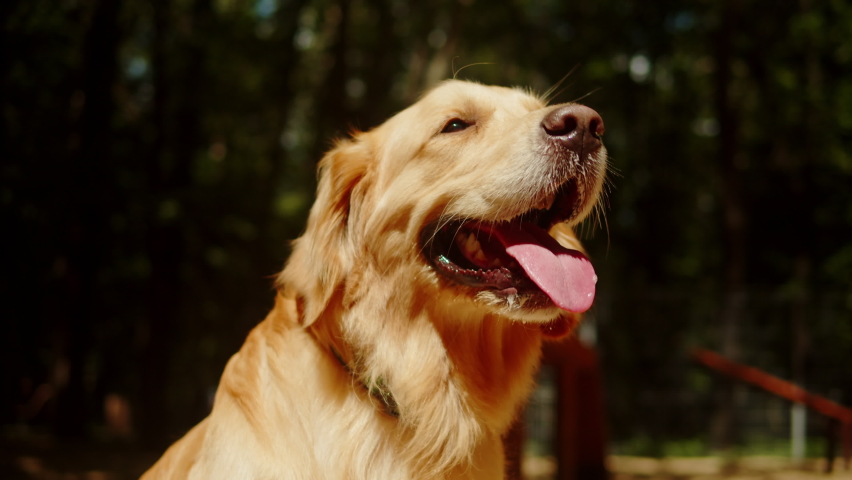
[693,348,852,471]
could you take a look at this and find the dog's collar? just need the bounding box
[330,346,400,418]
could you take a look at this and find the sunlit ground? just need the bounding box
[521,435,852,479]
[609,456,851,479]
[521,455,852,480]
[2,429,849,480]
[4,446,850,480]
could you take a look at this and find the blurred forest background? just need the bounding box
[2,0,852,475]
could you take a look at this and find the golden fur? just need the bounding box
[142,80,607,480]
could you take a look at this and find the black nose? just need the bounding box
[541,104,605,155]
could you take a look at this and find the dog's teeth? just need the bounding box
[467,234,483,257]
[489,258,503,268]
[458,233,468,251]
[466,233,478,252]
[457,232,487,263]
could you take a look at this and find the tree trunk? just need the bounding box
[136,0,203,447]
[710,0,747,451]
[55,0,122,439]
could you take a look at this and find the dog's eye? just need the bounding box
[441,118,471,133]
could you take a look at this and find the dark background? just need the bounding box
[2,0,851,475]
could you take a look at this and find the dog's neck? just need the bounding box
[326,341,400,418]
[293,275,546,477]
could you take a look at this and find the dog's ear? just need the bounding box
[278,137,372,326]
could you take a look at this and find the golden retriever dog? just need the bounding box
[142,80,607,480]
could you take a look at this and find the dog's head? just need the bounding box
[281,80,607,327]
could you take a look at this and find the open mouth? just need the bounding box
[420,179,597,313]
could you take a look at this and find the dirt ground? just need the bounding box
[1,440,158,480]
[520,455,852,480]
[2,441,851,480]
[608,455,852,480]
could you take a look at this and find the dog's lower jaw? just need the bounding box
[475,289,566,323]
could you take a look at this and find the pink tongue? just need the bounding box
[492,223,597,313]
